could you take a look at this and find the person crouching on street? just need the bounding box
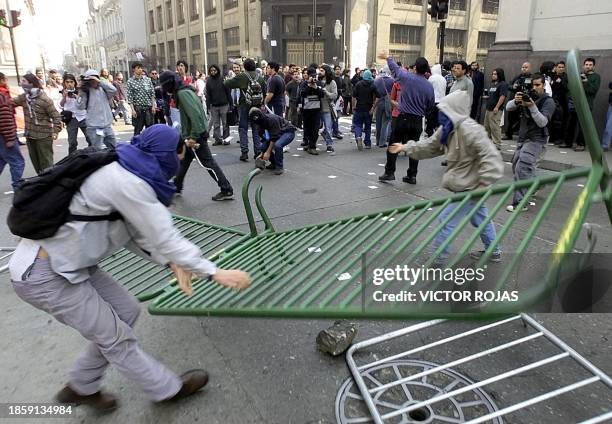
[388,91,504,265]
[159,71,234,200]
[250,108,296,175]
[8,124,251,411]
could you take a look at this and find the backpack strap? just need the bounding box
[68,211,123,222]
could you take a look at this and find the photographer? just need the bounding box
[60,74,92,155]
[299,67,324,155]
[505,74,556,212]
[77,69,117,150]
[504,62,532,140]
[550,61,569,145]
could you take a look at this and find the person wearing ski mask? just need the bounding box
[12,73,62,174]
[8,124,251,411]
[388,91,504,265]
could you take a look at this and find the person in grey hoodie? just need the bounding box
[77,69,117,150]
[389,91,504,265]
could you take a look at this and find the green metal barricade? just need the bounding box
[148,50,610,318]
[101,215,248,301]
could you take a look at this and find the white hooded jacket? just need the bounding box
[404,91,504,193]
[429,64,448,104]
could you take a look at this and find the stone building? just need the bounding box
[486,0,612,133]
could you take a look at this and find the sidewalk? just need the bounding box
[499,137,610,172]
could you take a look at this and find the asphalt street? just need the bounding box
[0,117,610,424]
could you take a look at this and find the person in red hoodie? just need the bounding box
[0,72,25,191]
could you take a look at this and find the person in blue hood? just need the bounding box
[8,124,250,411]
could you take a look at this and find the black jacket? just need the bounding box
[551,73,569,104]
[205,67,231,108]
[255,113,296,142]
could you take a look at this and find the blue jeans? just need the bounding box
[353,110,372,145]
[332,114,341,135]
[86,126,116,150]
[433,201,501,261]
[0,135,25,189]
[375,101,391,146]
[261,131,295,169]
[602,104,612,149]
[320,112,334,146]
[239,105,262,155]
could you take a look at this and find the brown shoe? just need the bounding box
[161,369,209,402]
[55,385,118,412]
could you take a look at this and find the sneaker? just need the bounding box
[378,173,395,182]
[470,250,502,263]
[273,168,284,175]
[506,204,528,212]
[333,133,344,140]
[212,191,234,201]
[307,148,319,155]
[223,136,233,145]
[365,144,372,150]
[326,146,335,154]
[356,137,364,151]
[402,176,417,184]
[212,140,223,146]
[158,369,209,403]
[300,141,309,147]
[283,145,290,153]
[239,153,249,162]
[441,160,448,166]
[574,145,586,152]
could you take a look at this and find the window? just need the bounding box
[156,6,163,31]
[298,15,311,35]
[205,0,216,16]
[178,38,187,60]
[177,0,185,24]
[190,0,199,20]
[206,31,218,48]
[224,0,238,10]
[150,45,157,63]
[389,24,422,45]
[207,52,219,67]
[224,26,240,46]
[282,16,296,34]
[191,35,201,50]
[450,0,466,11]
[437,28,466,48]
[148,10,155,32]
[168,40,175,64]
[315,14,325,27]
[394,0,422,5]
[477,31,496,49]
[158,43,166,67]
[166,1,173,28]
[389,50,421,67]
[227,50,240,59]
[482,0,499,14]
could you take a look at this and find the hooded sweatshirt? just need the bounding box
[205,65,231,108]
[403,91,503,193]
[429,64,448,104]
[76,80,117,128]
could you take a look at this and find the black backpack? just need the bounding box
[7,148,123,240]
[243,72,263,107]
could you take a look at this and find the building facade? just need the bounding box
[0,0,46,85]
[486,0,612,133]
[144,0,499,72]
[83,0,147,76]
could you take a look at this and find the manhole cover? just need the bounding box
[335,359,502,424]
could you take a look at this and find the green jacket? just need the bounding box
[176,88,208,140]
[583,71,601,110]
[223,71,266,106]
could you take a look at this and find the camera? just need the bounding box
[516,78,537,103]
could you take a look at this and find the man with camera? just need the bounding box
[60,74,92,155]
[505,74,556,212]
[77,69,117,150]
[504,62,532,141]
